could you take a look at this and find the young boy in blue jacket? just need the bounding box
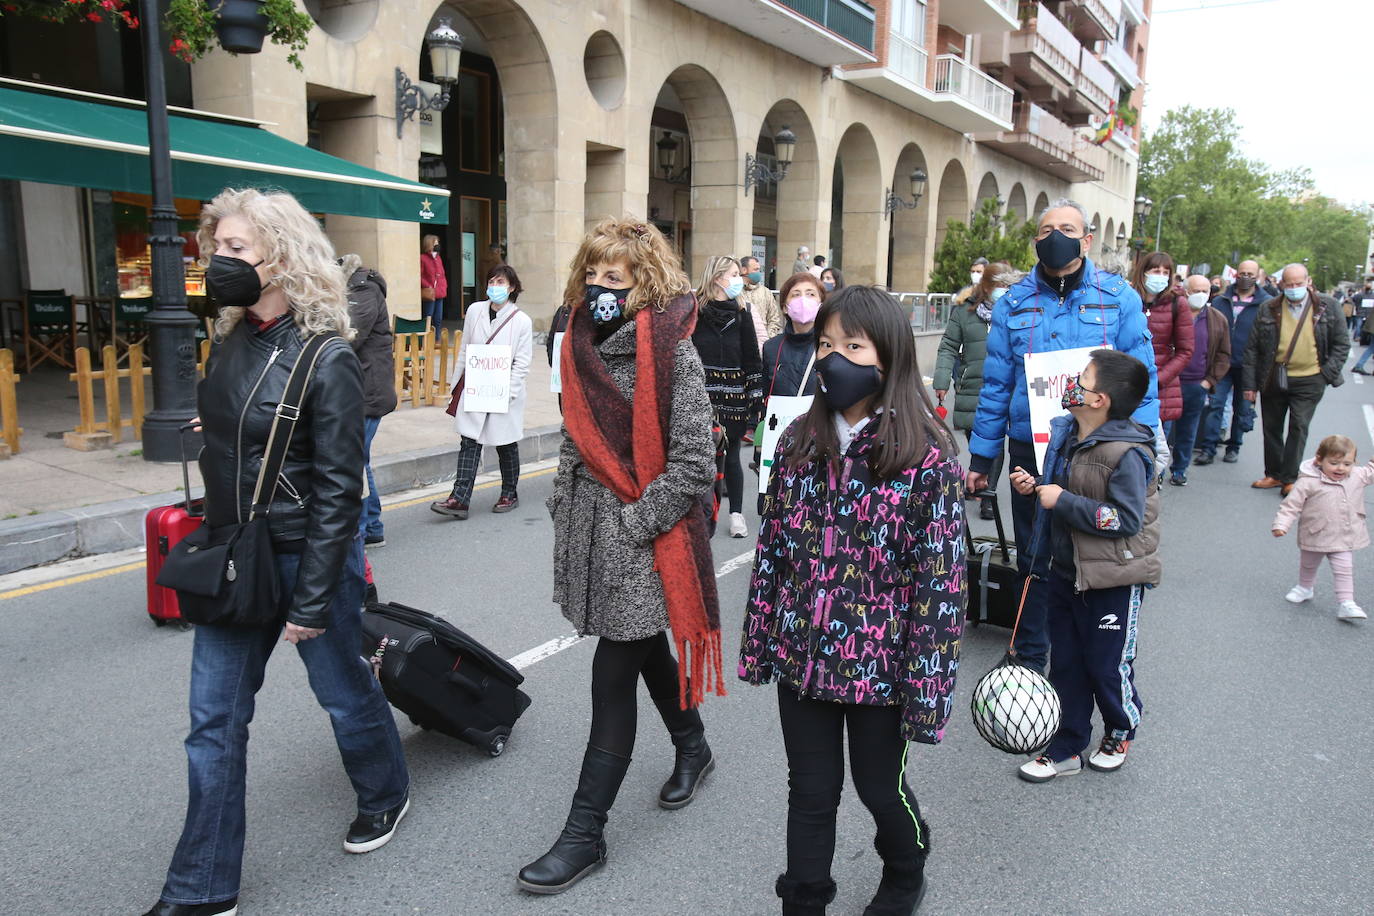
[1009,349,1161,783]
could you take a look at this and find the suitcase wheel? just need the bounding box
[487,735,507,757]
[150,615,166,627]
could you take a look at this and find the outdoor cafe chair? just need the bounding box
[21,289,77,372]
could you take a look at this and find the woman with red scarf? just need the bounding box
[517,217,723,896]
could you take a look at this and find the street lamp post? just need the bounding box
[1132,195,1152,263]
[1154,193,1185,252]
[138,0,199,462]
[884,168,927,218]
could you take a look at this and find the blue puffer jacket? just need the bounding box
[969,259,1159,465]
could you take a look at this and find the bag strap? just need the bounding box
[1278,298,1313,367]
[249,333,335,518]
[483,309,520,346]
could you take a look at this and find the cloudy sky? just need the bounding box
[1143,0,1372,207]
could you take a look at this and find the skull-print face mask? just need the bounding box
[584,284,630,325]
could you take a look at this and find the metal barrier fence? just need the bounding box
[894,292,954,333]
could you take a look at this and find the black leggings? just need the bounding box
[720,431,744,515]
[590,633,684,757]
[777,684,926,882]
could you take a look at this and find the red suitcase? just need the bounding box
[145,427,203,627]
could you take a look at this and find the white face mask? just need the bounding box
[1187,292,1208,310]
[1143,273,1170,295]
[970,271,984,286]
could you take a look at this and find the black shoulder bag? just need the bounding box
[156,334,335,627]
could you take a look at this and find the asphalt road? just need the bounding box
[4,371,1374,916]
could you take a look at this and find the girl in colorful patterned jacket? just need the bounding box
[739,286,966,916]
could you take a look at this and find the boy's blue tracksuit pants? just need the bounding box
[1044,571,1143,762]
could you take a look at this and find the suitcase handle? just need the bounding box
[178,424,204,518]
[966,489,1010,564]
[447,666,489,697]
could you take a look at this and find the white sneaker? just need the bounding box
[729,512,747,538]
[1087,736,1130,772]
[1285,585,1314,604]
[1337,601,1368,621]
[1017,754,1081,783]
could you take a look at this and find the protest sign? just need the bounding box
[464,343,513,414]
[1023,346,1098,468]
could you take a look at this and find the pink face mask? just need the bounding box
[786,295,820,325]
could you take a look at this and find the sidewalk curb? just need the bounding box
[0,423,565,576]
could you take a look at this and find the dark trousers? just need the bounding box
[449,436,520,503]
[589,632,698,756]
[1260,374,1326,484]
[776,685,926,883]
[1166,381,1208,477]
[1007,438,1049,672]
[1044,572,1143,762]
[1198,366,1255,456]
[719,428,745,515]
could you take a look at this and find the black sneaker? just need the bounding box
[1169,474,1187,487]
[364,533,386,548]
[142,899,238,916]
[1193,452,1214,466]
[344,795,410,854]
[1222,449,1240,464]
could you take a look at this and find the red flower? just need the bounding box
[85,11,101,20]
[100,0,115,9]
[169,38,187,51]
[2,3,17,10]
[65,0,82,5]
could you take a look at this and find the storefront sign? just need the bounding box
[549,332,565,393]
[1024,346,1098,468]
[463,343,513,414]
[418,80,443,156]
[462,232,475,290]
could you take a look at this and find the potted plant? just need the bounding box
[0,0,139,30]
[165,0,313,70]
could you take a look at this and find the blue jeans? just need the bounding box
[360,416,382,538]
[425,296,446,329]
[1198,366,1254,456]
[1167,381,1208,476]
[159,538,408,906]
[1355,340,1374,370]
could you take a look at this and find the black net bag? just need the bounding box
[970,652,1061,755]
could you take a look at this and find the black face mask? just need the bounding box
[584,284,631,325]
[1035,229,1083,271]
[1236,276,1255,291]
[816,352,882,411]
[205,254,266,309]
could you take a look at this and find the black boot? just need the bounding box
[652,692,715,809]
[517,745,630,895]
[776,874,837,915]
[863,821,932,915]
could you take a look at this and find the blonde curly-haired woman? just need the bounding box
[142,189,409,916]
[518,217,723,896]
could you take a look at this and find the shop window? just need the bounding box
[113,194,204,298]
[459,69,492,174]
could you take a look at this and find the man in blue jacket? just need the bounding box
[967,199,1159,672]
[1195,259,1264,465]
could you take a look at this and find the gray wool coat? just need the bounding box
[549,320,717,640]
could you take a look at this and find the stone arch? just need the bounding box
[933,159,969,257]
[830,123,884,285]
[1032,190,1050,221]
[647,64,740,280]
[749,99,821,288]
[1103,217,1116,259]
[974,171,1000,219]
[1090,210,1102,257]
[887,142,930,291]
[1006,182,1028,224]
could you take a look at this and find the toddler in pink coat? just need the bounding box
[1272,434,1374,621]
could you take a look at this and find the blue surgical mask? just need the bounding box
[1143,274,1170,295]
[1283,287,1306,303]
[747,271,763,285]
[990,287,1008,302]
[822,280,836,292]
[486,284,510,305]
[723,276,745,299]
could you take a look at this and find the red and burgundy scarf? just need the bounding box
[560,294,725,709]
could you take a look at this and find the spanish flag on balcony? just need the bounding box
[1091,101,1116,146]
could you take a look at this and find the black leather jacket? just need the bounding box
[198,318,365,628]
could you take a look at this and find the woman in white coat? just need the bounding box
[431,264,534,519]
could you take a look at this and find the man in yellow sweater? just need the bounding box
[1242,264,1350,495]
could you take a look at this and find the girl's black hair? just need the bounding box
[782,286,955,480]
[486,263,523,302]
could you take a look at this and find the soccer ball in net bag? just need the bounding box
[970,657,1061,755]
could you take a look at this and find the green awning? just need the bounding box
[0,80,448,224]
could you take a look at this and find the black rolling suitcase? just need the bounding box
[964,491,1022,629]
[361,601,531,757]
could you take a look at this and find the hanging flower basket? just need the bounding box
[165,0,313,70]
[0,0,139,30]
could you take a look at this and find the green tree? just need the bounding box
[927,197,1036,293]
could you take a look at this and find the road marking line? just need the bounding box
[503,548,757,671]
[1353,373,1364,385]
[1363,405,1374,450]
[0,561,146,601]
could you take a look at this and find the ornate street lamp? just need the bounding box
[744,126,797,195]
[656,131,690,185]
[1131,195,1152,258]
[396,18,464,138]
[884,168,927,219]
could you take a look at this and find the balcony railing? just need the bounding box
[1119,0,1146,25]
[887,31,929,88]
[1011,3,1083,85]
[1076,47,1116,112]
[1099,39,1140,87]
[933,54,1014,123]
[776,0,876,51]
[1023,102,1076,151]
[1068,0,1120,41]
